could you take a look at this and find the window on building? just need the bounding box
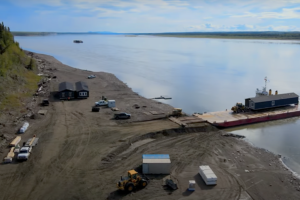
[79,92,87,96]
[61,93,65,97]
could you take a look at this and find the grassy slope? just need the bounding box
[0,23,40,115]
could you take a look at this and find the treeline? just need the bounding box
[143,31,300,40]
[0,22,18,54]
[12,32,56,36]
[0,22,39,113]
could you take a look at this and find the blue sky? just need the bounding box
[1,0,300,32]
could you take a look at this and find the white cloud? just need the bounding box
[6,0,300,32]
[231,7,300,19]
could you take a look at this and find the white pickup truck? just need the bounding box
[17,146,32,161]
[95,100,108,107]
[17,136,38,161]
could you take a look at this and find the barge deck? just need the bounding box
[194,105,300,128]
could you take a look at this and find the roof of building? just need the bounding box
[59,82,74,92]
[143,158,171,163]
[199,165,217,180]
[75,81,89,91]
[143,154,170,159]
[248,93,299,103]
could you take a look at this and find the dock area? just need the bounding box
[193,105,300,128]
[169,116,206,126]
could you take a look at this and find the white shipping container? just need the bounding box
[143,158,171,174]
[199,165,217,185]
[107,100,115,108]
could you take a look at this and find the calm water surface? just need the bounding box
[15,35,300,174]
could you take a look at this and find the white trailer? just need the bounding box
[20,122,29,133]
[198,165,217,185]
[107,100,116,108]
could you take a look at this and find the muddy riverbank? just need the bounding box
[0,52,299,200]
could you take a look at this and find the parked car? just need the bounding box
[87,75,96,79]
[114,113,131,119]
[92,106,100,112]
[42,99,49,106]
[95,100,108,107]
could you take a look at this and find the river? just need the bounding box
[15,34,300,175]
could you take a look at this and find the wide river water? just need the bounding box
[15,34,300,175]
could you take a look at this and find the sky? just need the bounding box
[1,0,300,32]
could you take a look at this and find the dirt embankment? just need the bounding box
[0,52,300,200]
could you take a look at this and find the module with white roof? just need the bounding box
[199,165,217,185]
[142,154,171,174]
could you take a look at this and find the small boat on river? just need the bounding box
[153,96,172,100]
[73,40,83,43]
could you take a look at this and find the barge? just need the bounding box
[194,105,300,128]
[195,77,300,128]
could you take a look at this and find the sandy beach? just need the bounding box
[0,52,300,200]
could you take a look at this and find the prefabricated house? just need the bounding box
[107,100,116,108]
[245,93,299,110]
[198,165,217,185]
[59,82,75,100]
[142,154,171,174]
[75,81,89,99]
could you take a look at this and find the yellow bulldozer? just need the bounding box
[231,102,250,113]
[117,170,148,192]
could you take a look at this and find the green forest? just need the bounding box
[0,22,40,113]
[142,31,300,40]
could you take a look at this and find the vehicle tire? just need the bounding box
[116,116,119,120]
[125,183,134,192]
[140,180,148,188]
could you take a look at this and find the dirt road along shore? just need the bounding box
[0,52,300,200]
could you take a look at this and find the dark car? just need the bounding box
[42,99,49,106]
[92,106,100,112]
[114,112,131,119]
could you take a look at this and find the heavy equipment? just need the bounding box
[231,103,249,113]
[169,108,183,117]
[117,170,148,192]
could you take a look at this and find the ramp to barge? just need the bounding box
[194,105,300,128]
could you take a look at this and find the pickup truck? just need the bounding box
[88,75,96,79]
[95,100,108,107]
[114,113,131,119]
[17,146,32,161]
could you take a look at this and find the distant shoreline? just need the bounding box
[12,31,300,40]
[153,34,300,41]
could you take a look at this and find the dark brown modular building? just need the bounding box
[75,81,89,98]
[59,82,75,100]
